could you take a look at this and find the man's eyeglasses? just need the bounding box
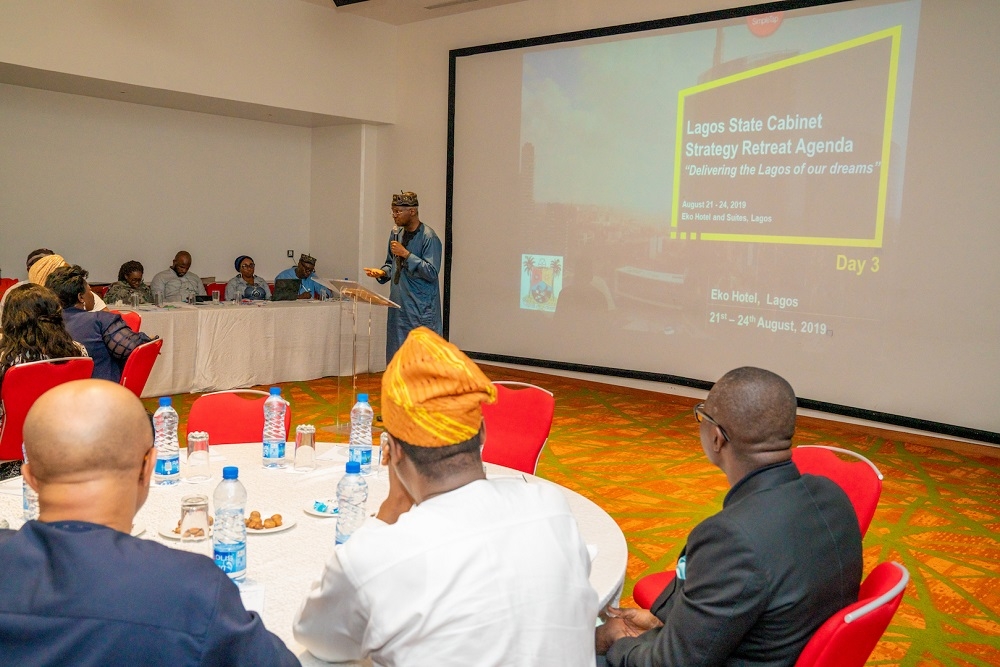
[694,402,730,442]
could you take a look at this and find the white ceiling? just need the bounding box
[298,0,528,25]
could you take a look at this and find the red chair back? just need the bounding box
[206,282,228,299]
[792,445,883,535]
[119,338,163,397]
[794,561,909,667]
[109,310,142,333]
[633,570,676,610]
[0,277,19,300]
[0,357,95,460]
[185,390,291,445]
[480,381,555,475]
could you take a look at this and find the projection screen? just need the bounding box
[447,0,1000,443]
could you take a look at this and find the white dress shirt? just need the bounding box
[293,478,599,667]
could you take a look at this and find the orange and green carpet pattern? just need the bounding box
[147,369,1000,667]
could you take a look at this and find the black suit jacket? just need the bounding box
[607,461,863,667]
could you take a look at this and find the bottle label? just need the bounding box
[263,441,285,459]
[349,447,372,467]
[214,542,247,577]
[155,456,180,476]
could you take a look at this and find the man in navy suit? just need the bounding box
[0,380,299,666]
[597,367,864,667]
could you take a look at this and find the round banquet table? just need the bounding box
[0,442,627,665]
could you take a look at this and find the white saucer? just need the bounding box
[303,501,339,518]
[159,522,212,541]
[246,515,296,535]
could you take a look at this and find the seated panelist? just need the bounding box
[104,260,153,305]
[275,254,332,300]
[225,256,271,301]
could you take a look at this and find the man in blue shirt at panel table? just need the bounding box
[276,253,333,300]
[0,380,299,667]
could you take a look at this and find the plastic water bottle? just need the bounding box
[213,466,248,582]
[336,461,368,545]
[153,396,180,485]
[22,444,39,521]
[348,394,374,475]
[262,387,287,468]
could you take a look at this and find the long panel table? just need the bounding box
[0,444,627,666]
[124,301,388,397]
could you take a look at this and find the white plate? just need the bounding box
[246,515,296,535]
[131,524,145,537]
[303,500,339,518]
[158,521,212,541]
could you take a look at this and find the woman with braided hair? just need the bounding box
[0,284,87,480]
[104,260,153,305]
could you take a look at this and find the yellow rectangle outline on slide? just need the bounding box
[671,26,901,248]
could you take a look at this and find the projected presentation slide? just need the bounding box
[512,2,917,339]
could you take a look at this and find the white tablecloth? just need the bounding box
[0,444,626,666]
[121,301,388,397]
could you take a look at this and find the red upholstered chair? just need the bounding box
[109,310,142,333]
[0,277,19,300]
[185,390,291,445]
[633,445,884,609]
[119,338,163,398]
[791,445,883,535]
[633,570,676,610]
[794,561,910,667]
[0,357,95,461]
[480,381,555,475]
[206,282,227,299]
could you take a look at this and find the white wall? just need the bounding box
[0,0,397,123]
[310,124,381,281]
[0,83,311,283]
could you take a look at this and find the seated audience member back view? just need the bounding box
[597,367,863,667]
[294,327,599,666]
[0,284,88,480]
[46,265,153,383]
[0,380,298,666]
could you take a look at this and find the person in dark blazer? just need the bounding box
[597,367,863,667]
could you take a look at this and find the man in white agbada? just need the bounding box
[293,327,599,666]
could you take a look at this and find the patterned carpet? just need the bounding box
[148,369,1000,666]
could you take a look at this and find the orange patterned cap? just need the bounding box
[382,327,497,447]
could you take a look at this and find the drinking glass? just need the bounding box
[185,431,211,483]
[153,293,163,308]
[131,293,140,309]
[294,424,316,472]
[211,290,220,303]
[179,494,210,544]
[377,431,389,479]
